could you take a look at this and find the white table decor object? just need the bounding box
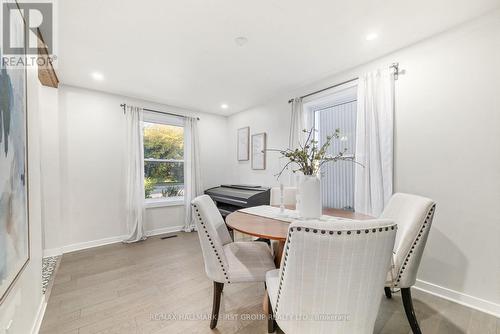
[298,174,322,219]
[279,183,285,214]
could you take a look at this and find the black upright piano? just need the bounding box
[204,184,270,219]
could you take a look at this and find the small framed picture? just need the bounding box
[252,133,266,170]
[237,127,250,161]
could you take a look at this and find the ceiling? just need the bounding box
[57,0,499,115]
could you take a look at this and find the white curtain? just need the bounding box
[354,68,395,216]
[288,98,304,186]
[288,97,317,186]
[288,97,316,185]
[123,105,147,243]
[183,116,203,232]
[289,98,304,149]
[289,97,317,148]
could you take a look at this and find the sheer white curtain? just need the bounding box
[288,97,316,185]
[354,68,395,216]
[183,116,203,232]
[123,105,147,243]
[289,98,304,149]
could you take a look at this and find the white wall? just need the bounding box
[228,96,294,187]
[227,11,500,314]
[0,68,45,333]
[42,85,229,253]
[39,86,61,252]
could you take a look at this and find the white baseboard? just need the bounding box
[43,226,184,258]
[63,235,127,254]
[31,298,47,334]
[145,225,184,237]
[43,235,124,257]
[415,279,500,318]
[43,247,63,258]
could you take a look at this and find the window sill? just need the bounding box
[144,198,184,208]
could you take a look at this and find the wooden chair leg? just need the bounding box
[401,287,422,334]
[210,282,224,329]
[267,293,276,333]
[384,287,392,299]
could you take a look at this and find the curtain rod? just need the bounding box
[120,103,200,121]
[288,62,400,103]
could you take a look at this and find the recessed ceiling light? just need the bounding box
[234,36,248,46]
[91,72,104,81]
[221,103,229,109]
[365,33,378,41]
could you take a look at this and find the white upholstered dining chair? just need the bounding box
[381,193,436,334]
[191,195,276,329]
[266,219,397,334]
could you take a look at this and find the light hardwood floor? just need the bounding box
[40,233,499,334]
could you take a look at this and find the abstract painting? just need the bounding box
[0,2,30,304]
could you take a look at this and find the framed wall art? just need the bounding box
[237,127,249,161]
[251,133,266,170]
[0,1,30,304]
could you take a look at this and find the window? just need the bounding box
[304,84,357,210]
[143,114,184,204]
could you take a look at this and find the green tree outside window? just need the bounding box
[143,122,184,199]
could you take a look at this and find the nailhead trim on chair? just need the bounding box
[273,223,398,314]
[394,204,436,287]
[192,204,231,283]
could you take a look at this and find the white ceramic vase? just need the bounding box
[297,175,322,219]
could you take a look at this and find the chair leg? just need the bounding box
[210,282,224,329]
[267,293,276,333]
[384,287,392,299]
[401,288,422,334]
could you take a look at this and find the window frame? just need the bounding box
[303,82,358,210]
[142,112,185,208]
[303,81,358,160]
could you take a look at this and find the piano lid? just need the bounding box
[205,184,269,201]
[221,184,265,190]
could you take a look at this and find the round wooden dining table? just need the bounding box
[226,205,373,267]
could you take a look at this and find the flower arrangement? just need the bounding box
[268,127,358,179]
